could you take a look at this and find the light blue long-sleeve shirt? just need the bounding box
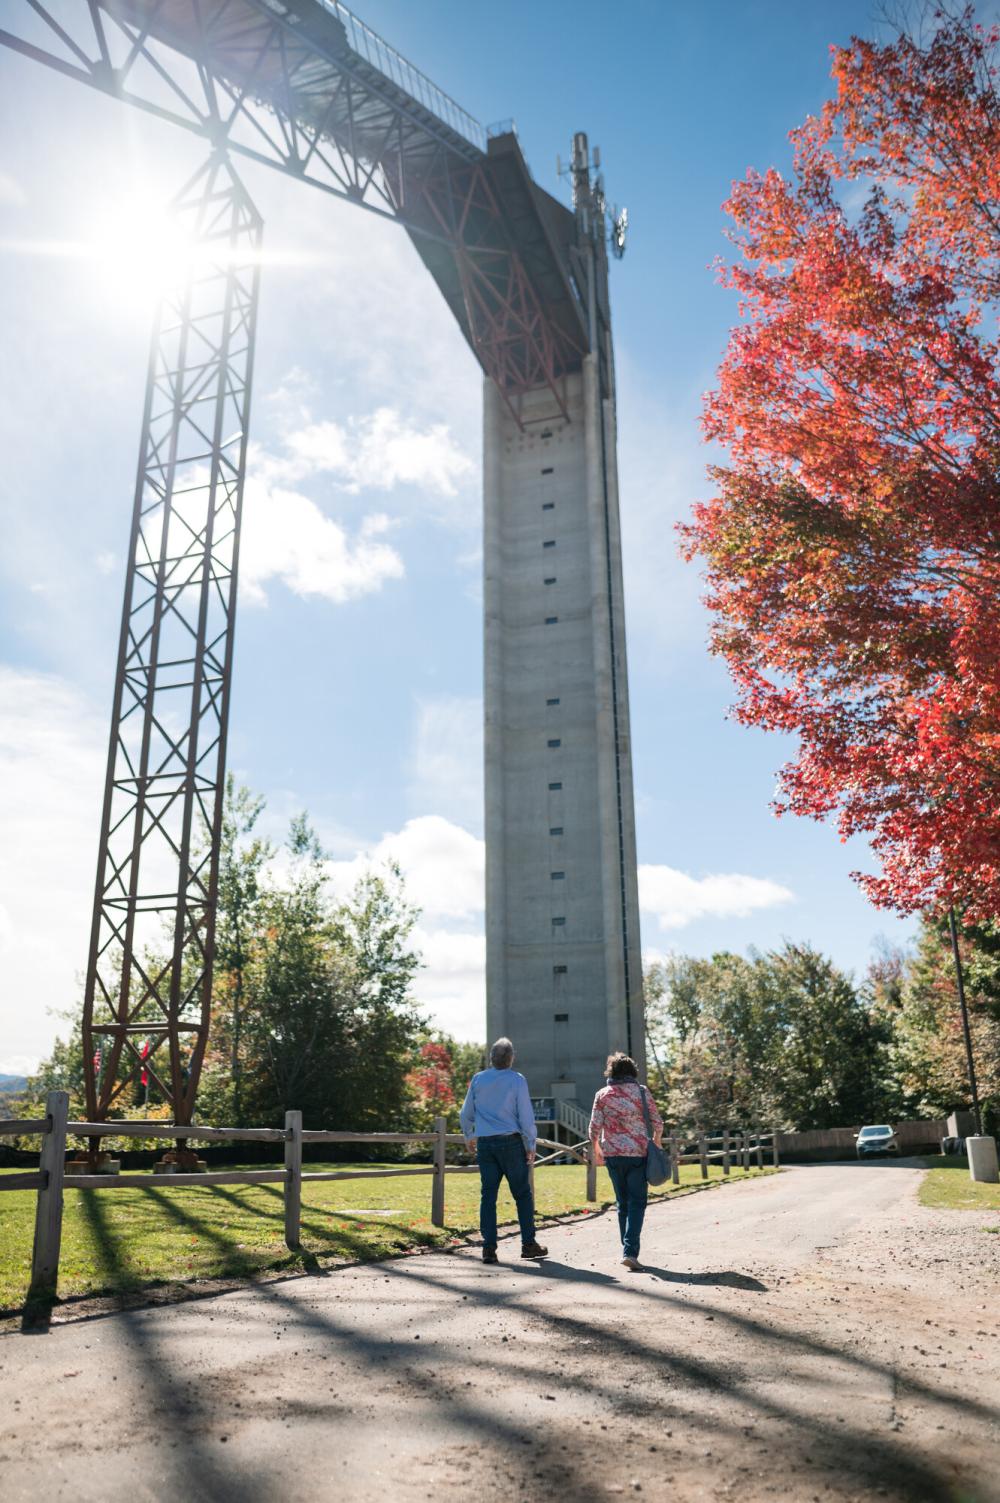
[459,1067,537,1151]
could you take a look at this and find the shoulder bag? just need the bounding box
[638,1084,669,1186]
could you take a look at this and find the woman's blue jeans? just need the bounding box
[604,1154,648,1259]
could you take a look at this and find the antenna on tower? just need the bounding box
[560,134,627,259]
[611,206,628,259]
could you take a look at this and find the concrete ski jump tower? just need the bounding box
[2,1,643,1125]
[482,135,644,1105]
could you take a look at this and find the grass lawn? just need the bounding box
[919,1154,1000,1216]
[0,1160,775,1312]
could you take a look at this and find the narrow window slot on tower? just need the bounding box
[550,826,564,836]
[554,1012,569,1021]
[553,967,567,976]
[551,871,565,880]
[552,916,566,926]
[547,738,561,748]
[548,782,562,791]
[541,466,554,475]
[545,616,558,624]
[542,502,555,511]
[544,577,556,585]
[546,697,560,705]
[543,540,556,548]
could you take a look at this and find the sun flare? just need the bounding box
[87,190,201,308]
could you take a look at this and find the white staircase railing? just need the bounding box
[555,1099,591,1140]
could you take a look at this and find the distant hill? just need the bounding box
[0,1074,28,1096]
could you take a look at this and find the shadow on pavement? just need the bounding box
[10,1159,992,1503]
[640,1266,768,1290]
[73,1188,278,1503]
[365,1247,994,1503]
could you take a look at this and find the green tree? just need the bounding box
[888,917,1000,1131]
[328,864,425,1130]
[769,944,876,1130]
[208,777,273,1124]
[26,788,430,1136]
[648,943,889,1132]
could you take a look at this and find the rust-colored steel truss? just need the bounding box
[416,157,584,422]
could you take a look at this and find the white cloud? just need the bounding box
[0,1053,39,1078]
[638,863,794,930]
[240,478,404,606]
[410,925,485,1041]
[275,408,474,498]
[325,814,484,921]
[0,667,106,1063]
[407,696,483,834]
[0,173,26,209]
[237,403,475,608]
[95,550,117,575]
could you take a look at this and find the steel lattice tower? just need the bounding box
[84,156,261,1130]
[1,0,643,1126]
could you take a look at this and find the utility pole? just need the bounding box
[947,907,983,1136]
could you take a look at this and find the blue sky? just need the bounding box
[0,0,916,1075]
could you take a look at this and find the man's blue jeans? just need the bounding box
[477,1133,535,1246]
[604,1154,648,1259]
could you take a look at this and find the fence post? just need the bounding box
[755,1131,763,1170]
[743,1133,750,1171]
[722,1128,731,1176]
[586,1142,597,1202]
[28,1089,69,1302]
[431,1116,447,1227]
[698,1133,708,1180]
[772,1129,780,1168]
[284,1109,302,1250]
[670,1135,680,1185]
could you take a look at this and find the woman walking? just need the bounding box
[589,1052,664,1271]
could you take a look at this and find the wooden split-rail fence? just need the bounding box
[1,1092,778,1303]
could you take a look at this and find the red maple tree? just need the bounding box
[406,1041,456,1112]
[681,7,1000,920]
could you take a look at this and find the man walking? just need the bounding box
[460,1037,548,1264]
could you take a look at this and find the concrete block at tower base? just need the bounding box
[967,1135,999,1183]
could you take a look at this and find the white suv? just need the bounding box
[855,1124,900,1158]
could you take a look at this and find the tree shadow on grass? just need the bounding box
[247,1179,442,1252]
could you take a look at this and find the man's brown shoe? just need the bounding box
[482,1246,498,1264]
[520,1241,548,1259]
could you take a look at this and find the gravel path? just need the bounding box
[2,1160,998,1502]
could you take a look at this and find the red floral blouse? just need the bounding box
[589,1080,663,1157]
